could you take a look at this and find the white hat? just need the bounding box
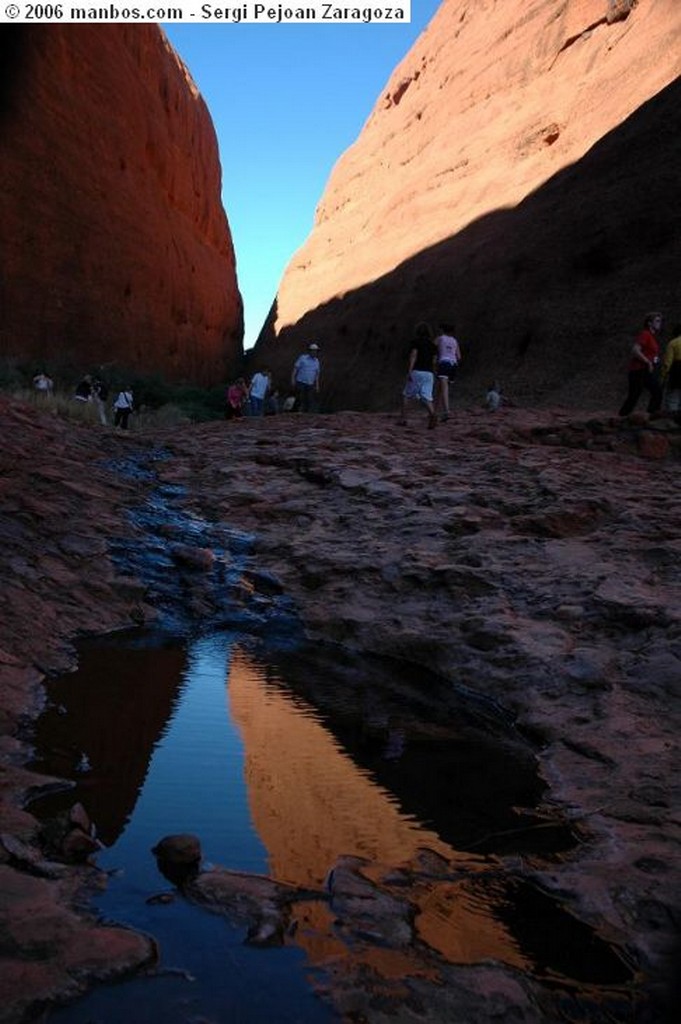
[309,343,319,350]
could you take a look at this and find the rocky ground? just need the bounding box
[0,394,679,1023]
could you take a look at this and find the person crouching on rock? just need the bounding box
[618,312,663,417]
[399,322,437,429]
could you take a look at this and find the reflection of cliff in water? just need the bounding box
[236,642,574,857]
[227,644,630,992]
[31,634,187,846]
[227,645,536,973]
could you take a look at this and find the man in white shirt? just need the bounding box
[291,343,321,412]
[248,368,270,416]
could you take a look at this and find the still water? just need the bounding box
[30,629,630,1022]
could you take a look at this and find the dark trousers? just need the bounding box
[619,369,662,416]
[295,383,316,413]
[114,408,131,429]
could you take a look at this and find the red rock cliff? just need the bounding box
[0,26,242,385]
[255,0,681,410]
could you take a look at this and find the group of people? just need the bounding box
[398,311,681,428]
[619,312,681,420]
[34,313,681,433]
[224,369,285,419]
[72,374,135,428]
[31,370,135,428]
[400,320,463,429]
[225,342,322,420]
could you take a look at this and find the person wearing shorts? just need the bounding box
[399,322,437,429]
[434,321,461,421]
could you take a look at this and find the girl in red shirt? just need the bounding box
[619,312,663,416]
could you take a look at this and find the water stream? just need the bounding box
[29,629,633,1023]
[25,449,634,1021]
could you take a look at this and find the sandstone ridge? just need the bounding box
[255,0,681,410]
[0,26,242,385]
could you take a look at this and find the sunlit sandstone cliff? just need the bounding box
[0,26,242,385]
[255,0,681,410]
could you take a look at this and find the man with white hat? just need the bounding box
[291,342,321,413]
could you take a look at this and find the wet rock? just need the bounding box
[169,544,216,571]
[68,802,92,834]
[183,868,306,947]
[240,569,284,595]
[60,828,103,863]
[327,856,414,948]
[152,833,202,865]
[0,834,69,879]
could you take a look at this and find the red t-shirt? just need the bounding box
[629,328,659,371]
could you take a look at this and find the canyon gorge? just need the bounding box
[255,0,681,411]
[0,6,680,1023]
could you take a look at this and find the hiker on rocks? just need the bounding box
[661,322,681,421]
[113,387,134,429]
[399,322,437,429]
[291,343,321,412]
[618,312,663,417]
[225,378,248,420]
[32,371,53,396]
[74,375,93,403]
[248,368,270,417]
[91,377,109,426]
[433,321,462,422]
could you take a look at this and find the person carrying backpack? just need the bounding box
[113,387,134,429]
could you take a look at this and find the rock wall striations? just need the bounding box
[255,0,681,411]
[0,26,242,385]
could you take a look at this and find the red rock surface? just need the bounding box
[255,0,681,411]
[0,26,242,385]
[0,395,679,1020]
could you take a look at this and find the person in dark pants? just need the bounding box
[661,323,681,422]
[619,312,663,416]
[291,343,321,412]
[113,387,134,429]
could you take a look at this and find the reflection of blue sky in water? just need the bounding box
[96,632,268,888]
[43,630,628,1022]
[52,632,331,1024]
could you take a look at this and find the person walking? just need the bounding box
[113,387,134,429]
[618,312,663,417]
[74,375,93,403]
[32,371,54,396]
[433,321,462,421]
[291,343,321,412]
[248,368,270,416]
[661,322,681,421]
[225,378,248,420]
[91,377,109,425]
[399,322,437,429]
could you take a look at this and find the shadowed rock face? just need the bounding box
[255,0,681,411]
[0,26,242,385]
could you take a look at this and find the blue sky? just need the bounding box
[165,6,441,349]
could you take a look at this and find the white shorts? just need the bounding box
[403,370,434,403]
